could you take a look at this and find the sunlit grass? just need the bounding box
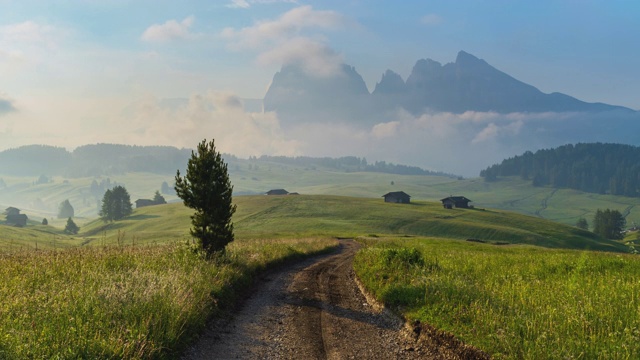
[0,238,336,359]
[354,237,640,359]
[0,194,633,358]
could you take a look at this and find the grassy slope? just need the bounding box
[233,195,626,252]
[29,195,623,252]
[0,224,79,251]
[3,162,640,230]
[0,195,625,251]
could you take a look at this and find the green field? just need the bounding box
[0,196,340,358]
[354,237,640,359]
[0,192,637,358]
[2,164,640,231]
[4,195,624,252]
[2,192,626,252]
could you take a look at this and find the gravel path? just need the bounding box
[181,240,488,359]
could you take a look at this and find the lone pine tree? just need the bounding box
[175,139,236,255]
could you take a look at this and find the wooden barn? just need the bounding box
[382,191,411,204]
[266,189,289,195]
[441,196,472,209]
[4,207,27,227]
[135,199,156,208]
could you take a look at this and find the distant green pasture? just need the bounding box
[3,165,640,230]
[2,194,626,252]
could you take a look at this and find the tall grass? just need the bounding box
[0,238,336,359]
[354,238,640,359]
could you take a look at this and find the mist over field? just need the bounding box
[1,2,639,177]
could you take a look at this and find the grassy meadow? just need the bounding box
[354,237,640,359]
[230,195,627,252]
[0,236,336,359]
[0,193,637,358]
[3,163,640,230]
[0,195,343,358]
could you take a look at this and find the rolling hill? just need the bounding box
[3,155,640,232]
[4,195,627,253]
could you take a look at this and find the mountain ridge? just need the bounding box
[263,51,634,126]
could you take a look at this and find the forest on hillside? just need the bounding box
[255,155,453,177]
[480,143,640,197]
[0,144,192,177]
[0,144,443,178]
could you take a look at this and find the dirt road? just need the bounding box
[182,240,487,359]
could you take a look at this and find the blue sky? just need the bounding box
[0,0,638,172]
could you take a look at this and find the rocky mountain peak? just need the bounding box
[263,51,631,126]
[372,70,406,95]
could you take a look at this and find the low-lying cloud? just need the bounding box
[280,108,640,176]
[112,92,300,158]
[4,85,639,178]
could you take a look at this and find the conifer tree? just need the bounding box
[175,139,236,255]
[593,209,626,239]
[153,190,167,205]
[100,186,132,222]
[64,217,79,234]
[576,217,588,230]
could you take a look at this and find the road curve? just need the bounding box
[182,239,487,359]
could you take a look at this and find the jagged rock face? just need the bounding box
[372,70,406,95]
[263,64,372,126]
[403,51,623,113]
[263,51,630,127]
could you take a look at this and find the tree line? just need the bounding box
[481,143,640,197]
[254,155,454,177]
[0,144,192,177]
[0,144,453,178]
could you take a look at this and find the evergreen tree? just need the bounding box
[593,209,626,239]
[100,185,132,222]
[64,217,79,234]
[57,199,75,219]
[576,217,588,230]
[153,190,167,205]
[41,218,48,226]
[175,139,236,255]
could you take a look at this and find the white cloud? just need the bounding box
[256,36,343,76]
[141,16,195,43]
[280,109,558,176]
[226,0,298,8]
[0,21,57,44]
[0,21,72,81]
[221,5,350,76]
[471,118,524,144]
[371,121,400,139]
[471,122,500,144]
[108,92,300,157]
[222,5,346,48]
[227,0,250,8]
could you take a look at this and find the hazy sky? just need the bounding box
[0,0,638,173]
